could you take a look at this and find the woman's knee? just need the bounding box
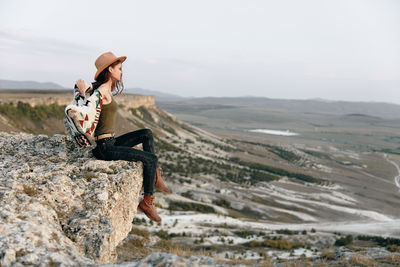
[143,153,157,166]
[149,153,158,164]
[142,128,153,138]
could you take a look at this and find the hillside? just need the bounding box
[1,91,399,223]
[1,91,400,265]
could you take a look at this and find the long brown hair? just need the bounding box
[88,60,125,96]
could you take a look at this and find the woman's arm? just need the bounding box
[76,79,90,95]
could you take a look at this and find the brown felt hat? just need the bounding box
[94,51,127,80]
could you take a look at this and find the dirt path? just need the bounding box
[383,153,400,190]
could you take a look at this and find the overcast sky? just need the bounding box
[0,0,399,103]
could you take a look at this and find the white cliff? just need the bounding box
[0,132,143,266]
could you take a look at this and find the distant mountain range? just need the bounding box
[0,79,183,101]
[158,96,400,119]
[2,79,400,119]
[0,79,66,90]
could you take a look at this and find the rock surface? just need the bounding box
[103,252,240,267]
[0,132,143,266]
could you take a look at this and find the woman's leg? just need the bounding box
[114,129,171,194]
[114,128,155,154]
[100,140,157,195]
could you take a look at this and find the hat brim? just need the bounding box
[94,56,127,80]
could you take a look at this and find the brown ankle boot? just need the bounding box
[138,195,161,222]
[154,167,172,194]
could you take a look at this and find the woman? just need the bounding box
[76,51,171,223]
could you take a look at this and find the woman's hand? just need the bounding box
[76,79,87,94]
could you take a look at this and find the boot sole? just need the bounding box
[138,204,162,222]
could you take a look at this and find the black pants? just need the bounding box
[91,128,157,195]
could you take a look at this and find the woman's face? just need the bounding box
[109,62,123,82]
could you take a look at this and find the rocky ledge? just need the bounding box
[0,132,143,266]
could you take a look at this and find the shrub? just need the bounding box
[169,201,215,213]
[334,235,353,246]
[387,244,400,252]
[155,230,170,240]
[230,157,327,184]
[212,198,231,209]
[234,230,257,238]
[357,235,400,249]
[243,238,307,250]
[0,101,66,121]
[276,229,299,235]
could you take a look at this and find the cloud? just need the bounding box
[0,28,97,57]
[0,29,103,87]
[134,56,210,70]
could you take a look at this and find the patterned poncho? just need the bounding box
[64,82,103,149]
